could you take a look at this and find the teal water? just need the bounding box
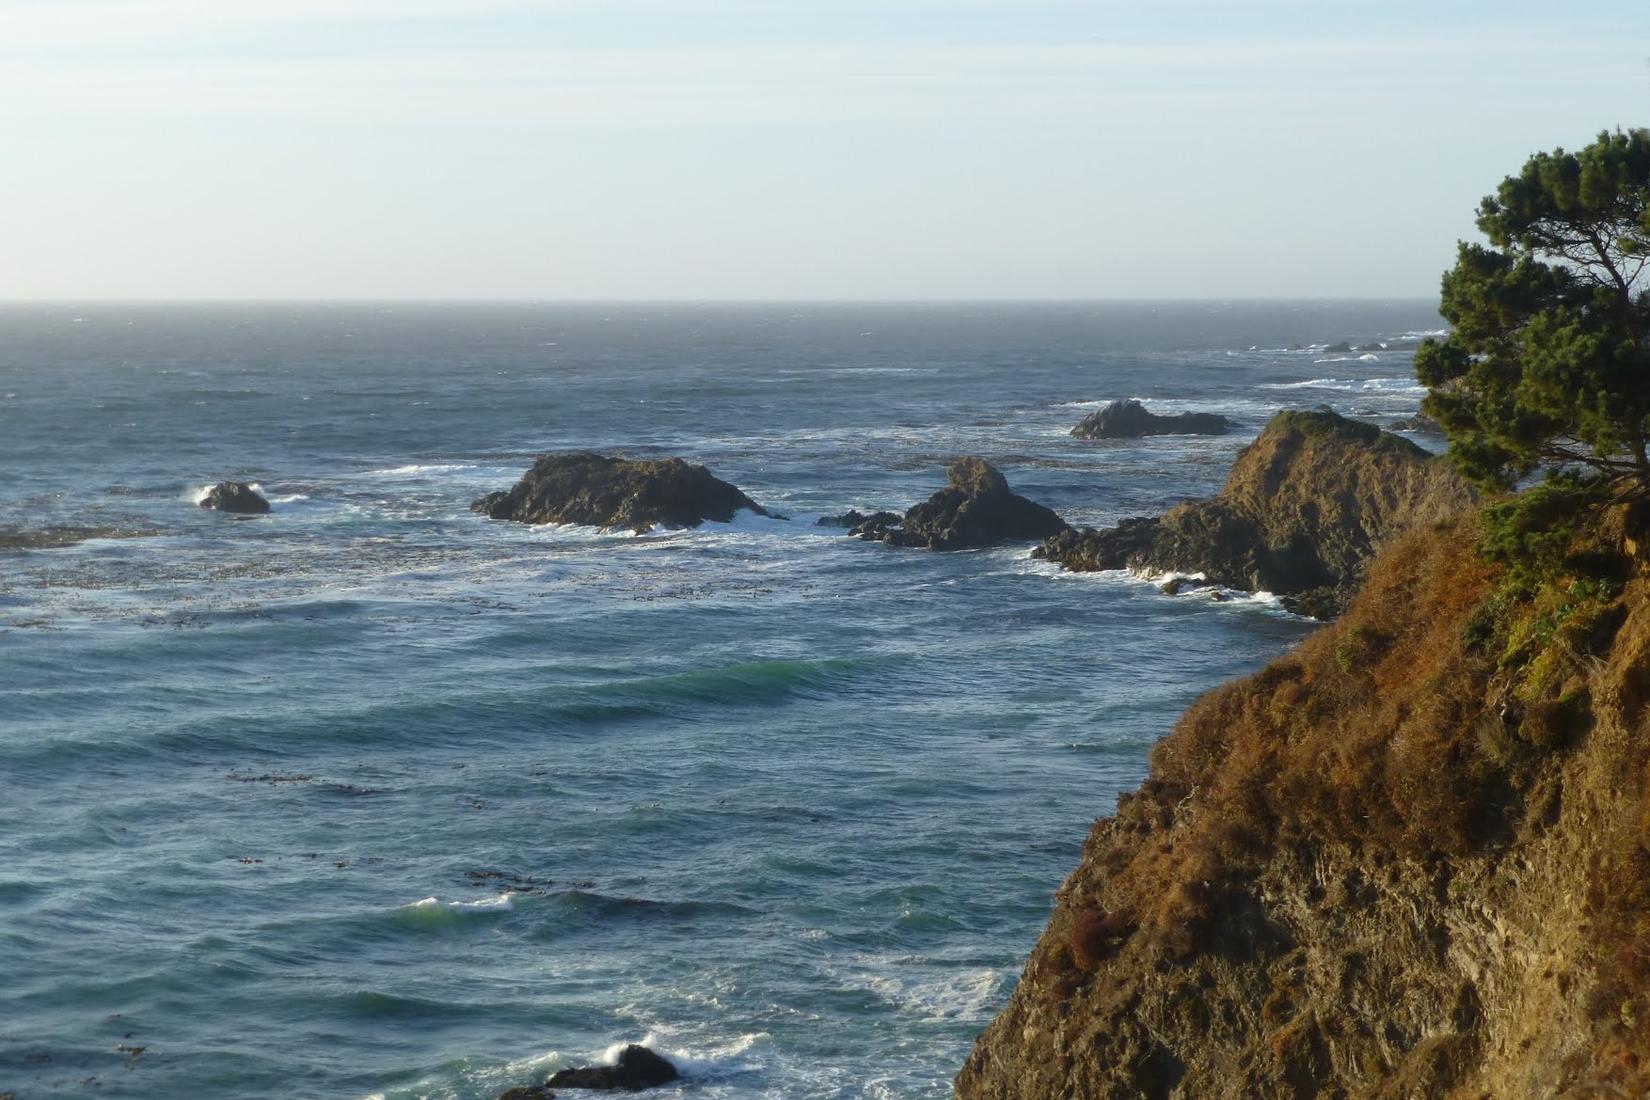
[0,302,1439,1098]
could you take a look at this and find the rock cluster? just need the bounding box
[1036,408,1475,617]
[472,452,770,533]
[850,457,1068,550]
[1069,398,1230,440]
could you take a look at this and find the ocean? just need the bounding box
[0,301,1442,1098]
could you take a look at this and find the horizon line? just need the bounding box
[0,295,1440,307]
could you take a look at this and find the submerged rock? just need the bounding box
[0,526,158,551]
[546,1044,679,1090]
[855,457,1068,551]
[1069,399,1230,440]
[1036,408,1476,617]
[198,481,271,514]
[472,452,769,533]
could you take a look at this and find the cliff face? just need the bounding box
[960,510,1650,1098]
[1037,410,1476,617]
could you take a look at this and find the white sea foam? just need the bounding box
[370,463,480,476]
[852,962,1009,1022]
[405,893,514,912]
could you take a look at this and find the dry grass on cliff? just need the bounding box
[1057,504,1650,965]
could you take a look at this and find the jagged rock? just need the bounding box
[1035,409,1476,617]
[817,509,901,529]
[856,458,1068,551]
[1069,399,1231,440]
[199,481,271,514]
[472,453,769,533]
[544,1044,679,1090]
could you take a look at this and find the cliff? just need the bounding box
[1037,410,1476,617]
[959,507,1650,1098]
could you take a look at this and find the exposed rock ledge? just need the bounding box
[472,452,771,533]
[848,457,1068,550]
[1070,399,1231,439]
[959,509,1650,1099]
[1036,409,1476,617]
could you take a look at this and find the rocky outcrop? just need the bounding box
[199,481,270,514]
[1036,409,1476,616]
[472,453,770,533]
[1070,399,1230,440]
[852,458,1068,550]
[958,510,1650,1099]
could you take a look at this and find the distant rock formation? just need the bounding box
[1069,399,1231,440]
[1036,409,1476,617]
[198,481,271,514]
[472,452,770,533]
[851,457,1069,550]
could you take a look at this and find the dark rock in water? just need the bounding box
[858,457,1068,551]
[1035,409,1477,618]
[1323,340,1353,353]
[1388,412,1444,434]
[498,1086,556,1099]
[472,452,769,534]
[817,509,901,529]
[1357,341,1387,352]
[544,1044,679,1090]
[199,481,271,514]
[1069,399,1230,440]
[1159,575,1216,596]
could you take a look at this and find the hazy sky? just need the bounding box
[2,0,1645,300]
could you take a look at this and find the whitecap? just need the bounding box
[405,893,514,912]
[370,464,479,476]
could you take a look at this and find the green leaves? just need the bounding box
[1417,128,1650,506]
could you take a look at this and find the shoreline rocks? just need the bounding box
[1069,399,1230,440]
[472,452,771,533]
[851,457,1068,550]
[1036,409,1476,617]
[198,481,271,514]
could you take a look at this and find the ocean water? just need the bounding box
[0,302,1442,1099]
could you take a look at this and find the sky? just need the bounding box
[1,0,1645,300]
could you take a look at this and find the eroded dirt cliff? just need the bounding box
[961,508,1650,1098]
